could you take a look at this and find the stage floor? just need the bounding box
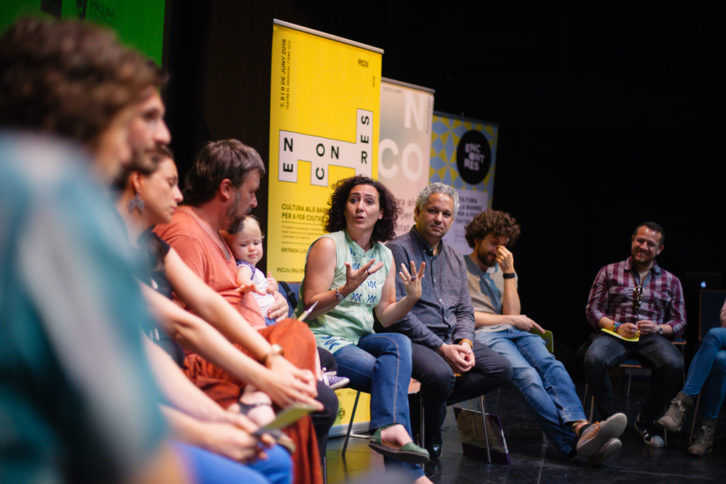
[323,378,726,483]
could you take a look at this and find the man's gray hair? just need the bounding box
[416,182,460,214]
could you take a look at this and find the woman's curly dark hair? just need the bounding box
[465,210,521,248]
[324,175,399,244]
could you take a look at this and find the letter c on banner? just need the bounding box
[378,138,399,178]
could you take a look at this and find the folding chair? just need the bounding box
[341,378,423,455]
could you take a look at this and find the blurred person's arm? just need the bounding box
[141,281,320,410]
[142,335,256,431]
[161,406,268,463]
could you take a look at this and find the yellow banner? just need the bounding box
[268,20,382,282]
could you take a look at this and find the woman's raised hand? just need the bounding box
[342,259,383,294]
[398,260,426,300]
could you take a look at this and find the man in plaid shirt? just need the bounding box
[584,221,686,448]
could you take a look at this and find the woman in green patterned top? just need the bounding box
[299,176,431,482]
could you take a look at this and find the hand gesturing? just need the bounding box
[342,259,384,294]
[398,260,426,300]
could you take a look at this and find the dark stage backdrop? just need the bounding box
[163,1,726,367]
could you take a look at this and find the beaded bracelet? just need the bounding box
[613,321,622,332]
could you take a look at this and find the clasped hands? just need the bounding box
[615,320,659,338]
[438,341,475,374]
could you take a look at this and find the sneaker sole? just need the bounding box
[577,413,628,458]
[644,436,665,448]
[587,438,622,466]
[687,447,712,457]
[328,378,350,390]
[656,415,681,433]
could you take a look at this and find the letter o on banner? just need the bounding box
[378,138,399,178]
[401,143,424,182]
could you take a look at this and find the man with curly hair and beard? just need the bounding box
[466,210,626,466]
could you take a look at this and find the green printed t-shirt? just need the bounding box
[299,230,392,353]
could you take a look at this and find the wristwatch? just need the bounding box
[261,343,285,366]
[656,324,664,336]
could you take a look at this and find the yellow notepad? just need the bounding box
[601,327,639,342]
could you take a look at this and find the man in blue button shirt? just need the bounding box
[386,183,512,460]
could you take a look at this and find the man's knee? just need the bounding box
[583,344,608,370]
[512,365,542,390]
[660,345,685,373]
[417,360,455,396]
[713,350,726,372]
[704,327,726,345]
[489,355,513,383]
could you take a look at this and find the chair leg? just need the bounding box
[479,395,492,464]
[583,382,595,421]
[626,370,632,400]
[342,390,361,456]
[418,395,425,447]
[689,393,702,444]
[322,453,328,484]
[495,387,502,416]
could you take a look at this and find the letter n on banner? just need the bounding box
[379,78,435,237]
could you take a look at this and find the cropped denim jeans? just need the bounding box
[333,332,422,479]
[683,327,726,420]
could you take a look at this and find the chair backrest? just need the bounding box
[698,289,726,342]
[531,329,554,354]
[278,281,301,318]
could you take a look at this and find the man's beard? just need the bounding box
[226,191,247,232]
[480,249,497,268]
[228,215,245,233]
[128,145,160,172]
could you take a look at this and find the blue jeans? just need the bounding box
[174,442,292,484]
[682,327,726,420]
[334,332,423,479]
[476,327,586,456]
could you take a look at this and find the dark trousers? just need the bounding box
[409,341,512,446]
[583,333,684,422]
[313,347,338,459]
[311,380,338,461]
[318,347,337,373]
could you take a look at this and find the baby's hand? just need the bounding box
[266,273,279,294]
[237,282,266,296]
